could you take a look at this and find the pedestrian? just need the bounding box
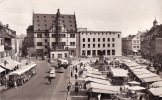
[139,95,143,100]
[14,81,17,88]
[71,70,73,77]
[97,94,101,100]
[75,73,78,80]
[75,81,79,93]
[48,76,51,84]
[75,66,78,73]
[67,81,72,95]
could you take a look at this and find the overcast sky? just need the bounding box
[0,0,161,37]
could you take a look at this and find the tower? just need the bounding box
[153,19,158,28]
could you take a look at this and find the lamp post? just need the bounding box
[4,60,8,89]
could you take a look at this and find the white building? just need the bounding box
[0,36,5,59]
[77,31,122,57]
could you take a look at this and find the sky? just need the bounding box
[0,0,162,37]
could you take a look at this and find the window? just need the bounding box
[38,24,40,26]
[52,34,55,37]
[88,44,90,48]
[44,16,46,18]
[37,34,42,38]
[52,42,55,46]
[137,46,139,48]
[70,42,75,46]
[98,38,100,42]
[83,38,85,42]
[103,38,105,42]
[112,43,115,47]
[93,38,95,42]
[112,38,115,42]
[134,46,136,48]
[98,44,100,48]
[112,50,115,55]
[70,34,75,38]
[88,38,90,42]
[37,42,42,46]
[108,43,110,47]
[52,54,54,58]
[44,20,46,22]
[107,38,110,42]
[87,50,91,55]
[118,34,120,38]
[37,20,39,22]
[83,44,85,48]
[107,50,110,55]
[45,39,47,42]
[1,39,4,45]
[103,44,105,48]
[93,44,95,48]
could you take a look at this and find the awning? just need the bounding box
[0,67,5,72]
[149,88,162,96]
[128,81,141,85]
[13,61,21,65]
[150,81,162,87]
[110,68,128,77]
[87,70,102,75]
[85,77,111,85]
[0,62,14,70]
[92,88,119,94]
[136,73,158,79]
[0,59,19,70]
[142,76,162,83]
[87,82,120,92]
[86,73,107,80]
[128,86,146,91]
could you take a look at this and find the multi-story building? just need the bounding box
[0,35,5,59]
[27,9,77,58]
[122,35,136,55]
[0,23,17,58]
[77,31,122,57]
[141,19,162,66]
[26,25,34,48]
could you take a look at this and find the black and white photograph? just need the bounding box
[0,0,162,100]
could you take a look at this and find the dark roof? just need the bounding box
[0,25,16,38]
[33,11,77,32]
[146,25,162,37]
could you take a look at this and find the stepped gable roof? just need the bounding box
[33,12,77,32]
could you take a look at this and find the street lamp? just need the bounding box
[4,60,8,89]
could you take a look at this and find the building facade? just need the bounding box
[141,20,162,67]
[77,31,122,57]
[29,9,77,58]
[122,35,135,55]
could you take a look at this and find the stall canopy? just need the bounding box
[92,88,118,94]
[86,73,107,80]
[0,67,5,72]
[128,86,146,91]
[110,68,128,77]
[128,81,141,85]
[85,77,111,85]
[142,76,162,83]
[149,88,162,96]
[133,70,151,75]
[0,59,19,70]
[87,70,102,75]
[87,82,120,93]
[136,73,158,79]
[150,81,162,87]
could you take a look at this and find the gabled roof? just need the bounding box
[33,12,77,32]
[146,25,162,37]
